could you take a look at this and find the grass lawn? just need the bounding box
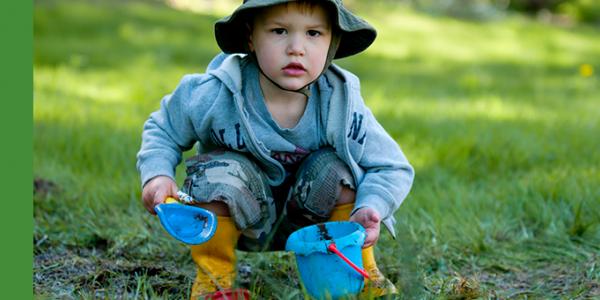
[34,0,600,298]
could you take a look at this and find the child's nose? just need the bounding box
[286,34,305,56]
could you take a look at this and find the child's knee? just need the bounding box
[337,185,356,205]
[287,147,355,224]
[182,150,272,229]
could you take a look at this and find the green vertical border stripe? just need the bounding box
[0,0,33,297]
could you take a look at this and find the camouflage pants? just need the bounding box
[182,148,355,251]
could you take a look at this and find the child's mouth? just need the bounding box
[282,63,306,76]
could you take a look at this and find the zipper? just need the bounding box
[342,83,360,185]
[234,93,286,186]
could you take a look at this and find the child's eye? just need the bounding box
[307,30,321,37]
[271,28,287,35]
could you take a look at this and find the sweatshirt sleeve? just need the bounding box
[352,107,415,221]
[136,74,210,187]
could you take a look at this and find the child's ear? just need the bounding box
[248,35,254,52]
[246,23,254,52]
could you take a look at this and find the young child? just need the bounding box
[137,0,414,298]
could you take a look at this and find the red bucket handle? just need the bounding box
[327,243,370,279]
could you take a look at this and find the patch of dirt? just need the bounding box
[34,177,60,196]
[34,247,193,298]
[473,258,600,298]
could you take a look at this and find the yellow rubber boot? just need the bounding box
[190,216,241,299]
[328,203,398,298]
[328,203,354,222]
[360,246,398,298]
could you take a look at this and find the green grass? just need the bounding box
[34,0,600,298]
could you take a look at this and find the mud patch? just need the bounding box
[34,177,60,196]
[471,257,600,298]
[420,250,599,299]
[34,247,193,298]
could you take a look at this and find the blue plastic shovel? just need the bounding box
[154,192,217,245]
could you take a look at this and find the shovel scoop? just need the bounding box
[154,194,217,245]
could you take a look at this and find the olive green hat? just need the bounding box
[214,0,377,59]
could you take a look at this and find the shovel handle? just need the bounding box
[164,191,195,205]
[165,197,178,204]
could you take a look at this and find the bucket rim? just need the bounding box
[285,221,365,255]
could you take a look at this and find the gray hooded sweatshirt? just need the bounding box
[136,54,414,236]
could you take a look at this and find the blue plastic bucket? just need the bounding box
[285,221,366,299]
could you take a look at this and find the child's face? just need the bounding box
[249,3,332,91]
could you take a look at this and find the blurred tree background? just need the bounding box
[363,0,600,23]
[167,0,600,24]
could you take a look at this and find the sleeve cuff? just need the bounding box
[351,195,390,220]
[139,159,176,187]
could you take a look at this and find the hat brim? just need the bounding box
[214,0,376,59]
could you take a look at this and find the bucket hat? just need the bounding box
[214,0,377,59]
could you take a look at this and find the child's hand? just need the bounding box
[350,207,381,248]
[141,176,178,215]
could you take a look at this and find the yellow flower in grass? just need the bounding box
[579,64,594,78]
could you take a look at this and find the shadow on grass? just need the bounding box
[35,0,221,70]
